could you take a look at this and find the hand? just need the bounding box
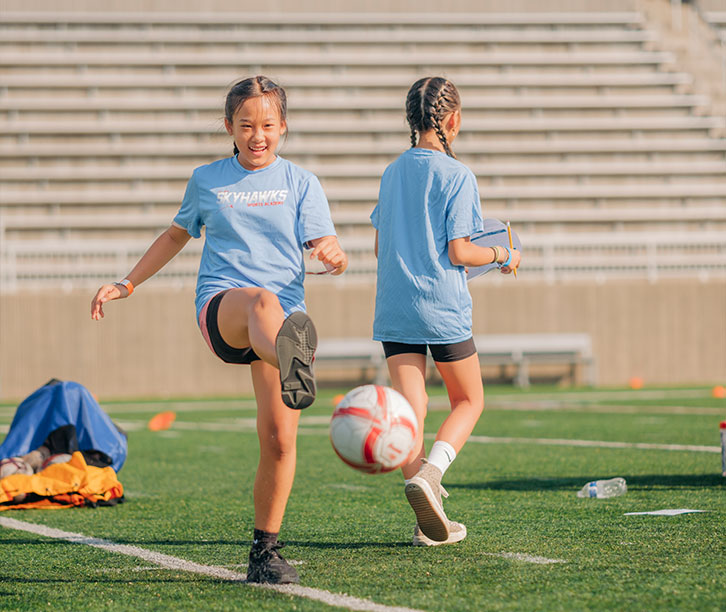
[500,249,521,275]
[90,283,128,320]
[308,236,348,276]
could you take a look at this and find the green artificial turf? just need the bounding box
[1,386,724,611]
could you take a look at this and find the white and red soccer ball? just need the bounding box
[0,457,34,479]
[330,385,418,474]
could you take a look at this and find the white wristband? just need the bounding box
[114,278,134,295]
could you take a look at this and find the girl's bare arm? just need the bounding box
[91,225,192,320]
[448,236,521,272]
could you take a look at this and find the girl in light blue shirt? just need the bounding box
[371,77,521,547]
[91,76,348,585]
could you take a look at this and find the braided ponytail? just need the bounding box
[431,94,455,158]
[404,77,460,158]
[409,126,418,149]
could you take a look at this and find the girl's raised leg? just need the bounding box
[217,287,317,410]
[216,287,284,367]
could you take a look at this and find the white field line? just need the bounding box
[99,561,305,573]
[489,403,723,416]
[110,416,332,434]
[107,415,332,434]
[0,403,259,420]
[463,434,720,454]
[2,391,718,421]
[290,427,722,454]
[0,517,424,612]
[66,416,722,455]
[427,397,723,415]
[102,400,260,413]
[485,552,565,565]
[173,416,331,430]
[9,414,714,454]
[491,389,712,403]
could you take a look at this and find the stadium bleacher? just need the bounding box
[0,9,725,288]
[703,10,726,42]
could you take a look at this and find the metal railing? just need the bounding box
[2,231,725,292]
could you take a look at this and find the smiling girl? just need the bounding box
[90,76,347,584]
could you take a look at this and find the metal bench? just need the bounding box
[314,339,387,385]
[473,333,597,387]
[313,334,596,388]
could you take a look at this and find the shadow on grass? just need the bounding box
[0,537,246,547]
[0,574,219,585]
[288,540,410,550]
[2,537,409,550]
[449,474,726,491]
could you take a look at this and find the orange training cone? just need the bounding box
[148,411,176,432]
[628,377,644,390]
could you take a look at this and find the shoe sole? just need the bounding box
[246,572,300,584]
[405,478,450,542]
[275,311,317,410]
[413,523,467,547]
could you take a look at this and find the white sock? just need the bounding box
[427,441,457,476]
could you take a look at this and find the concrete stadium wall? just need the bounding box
[1,279,724,402]
[0,0,638,12]
[698,0,726,11]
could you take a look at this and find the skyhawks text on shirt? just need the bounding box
[216,189,289,207]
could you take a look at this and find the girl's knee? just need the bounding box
[453,397,484,418]
[259,425,297,459]
[406,391,428,424]
[251,289,281,313]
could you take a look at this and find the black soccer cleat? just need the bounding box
[246,541,300,585]
[275,311,317,410]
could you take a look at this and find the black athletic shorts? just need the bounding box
[205,290,261,364]
[381,337,477,363]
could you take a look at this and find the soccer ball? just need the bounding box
[330,384,418,474]
[40,453,73,471]
[0,457,34,479]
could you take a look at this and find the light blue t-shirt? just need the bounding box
[173,155,336,321]
[370,148,484,343]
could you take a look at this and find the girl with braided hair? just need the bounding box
[370,76,520,546]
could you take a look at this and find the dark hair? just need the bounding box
[225,76,288,156]
[405,77,461,158]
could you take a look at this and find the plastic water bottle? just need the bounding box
[720,421,726,477]
[577,477,627,498]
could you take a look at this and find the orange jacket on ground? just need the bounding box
[0,451,124,510]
